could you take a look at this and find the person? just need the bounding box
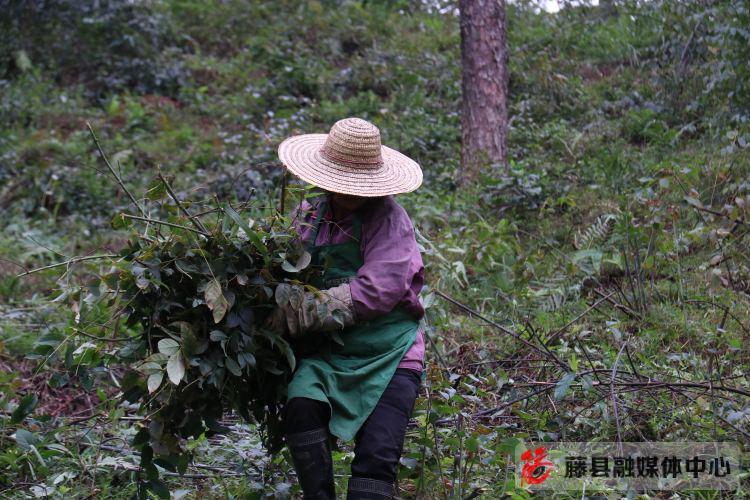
[274,117,426,499]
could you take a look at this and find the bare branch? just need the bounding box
[122,214,209,237]
[157,166,209,235]
[86,122,146,217]
[16,254,119,277]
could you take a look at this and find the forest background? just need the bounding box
[1,0,750,498]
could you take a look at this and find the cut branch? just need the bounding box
[16,254,119,277]
[86,122,146,217]
[157,167,209,235]
[122,214,209,237]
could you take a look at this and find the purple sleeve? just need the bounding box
[397,326,425,371]
[349,199,425,321]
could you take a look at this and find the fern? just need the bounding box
[522,215,618,314]
[528,278,582,312]
[574,214,616,250]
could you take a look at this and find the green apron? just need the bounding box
[286,197,420,441]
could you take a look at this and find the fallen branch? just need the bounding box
[685,299,750,337]
[689,203,750,228]
[498,377,750,399]
[16,254,119,277]
[95,444,253,476]
[472,385,555,418]
[610,343,627,447]
[423,372,750,428]
[592,287,642,320]
[433,290,560,364]
[547,290,616,342]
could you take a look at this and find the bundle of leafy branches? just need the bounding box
[66,129,322,492]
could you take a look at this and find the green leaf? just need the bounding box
[147,372,163,393]
[263,363,284,375]
[154,458,176,472]
[175,322,200,355]
[111,212,133,230]
[15,429,38,450]
[45,443,71,455]
[275,283,291,306]
[111,149,133,167]
[297,251,312,270]
[148,478,170,499]
[685,196,703,208]
[554,372,577,400]
[14,50,32,72]
[316,301,328,321]
[238,351,256,369]
[145,353,168,364]
[205,278,229,323]
[106,95,120,116]
[158,338,180,356]
[51,473,75,490]
[331,309,345,329]
[284,346,296,372]
[145,178,167,200]
[289,286,302,310]
[11,393,38,423]
[132,428,149,448]
[330,331,345,346]
[224,289,236,311]
[138,362,162,375]
[498,437,525,462]
[166,353,185,385]
[177,454,190,475]
[224,205,267,257]
[281,251,312,273]
[225,357,242,376]
[172,489,191,500]
[581,375,594,394]
[175,259,199,274]
[209,330,227,341]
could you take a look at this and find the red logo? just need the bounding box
[520,446,555,486]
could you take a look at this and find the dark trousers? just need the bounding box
[284,368,422,483]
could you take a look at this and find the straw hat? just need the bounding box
[277,117,423,197]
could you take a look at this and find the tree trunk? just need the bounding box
[459,0,509,184]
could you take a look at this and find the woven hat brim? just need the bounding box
[278,134,423,197]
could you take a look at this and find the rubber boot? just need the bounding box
[346,477,396,499]
[285,427,336,500]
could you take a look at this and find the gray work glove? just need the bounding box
[272,283,356,338]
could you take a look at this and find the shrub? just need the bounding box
[0,0,185,97]
[63,185,325,495]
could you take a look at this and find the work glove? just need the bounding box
[272,283,356,338]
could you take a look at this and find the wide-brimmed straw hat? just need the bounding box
[277,117,423,197]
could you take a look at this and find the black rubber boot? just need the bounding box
[286,427,336,500]
[346,477,396,499]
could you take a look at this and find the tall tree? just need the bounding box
[459,0,509,183]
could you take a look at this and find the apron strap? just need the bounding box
[351,211,362,242]
[309,196,363,245]
[309,197,329,246]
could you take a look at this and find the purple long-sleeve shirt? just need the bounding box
[291,194,425,372]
